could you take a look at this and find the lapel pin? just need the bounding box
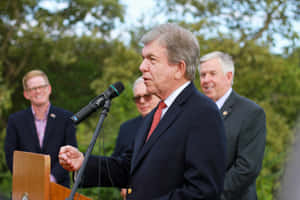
[50,113,56,118]
[223,111,228,116]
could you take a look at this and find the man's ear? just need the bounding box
[48,85,52,95]
[226,71,233,82]
[174,60,186,80]
[23,90,29,100]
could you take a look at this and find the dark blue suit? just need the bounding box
[81,82,227,200]
[112,116,143,157]
[4,105,77,187]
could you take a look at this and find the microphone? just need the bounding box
[71,82,125,124]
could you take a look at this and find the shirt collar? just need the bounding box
[216,88,232,110]
[164,81,191,108]
[31,103,51,121]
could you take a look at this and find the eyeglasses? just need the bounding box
[26,84,49,92]
[133,94,152,103]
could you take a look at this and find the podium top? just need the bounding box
[12,151,91,200]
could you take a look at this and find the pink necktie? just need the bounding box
[146,101,167,141]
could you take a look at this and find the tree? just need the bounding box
[154,0,300,55]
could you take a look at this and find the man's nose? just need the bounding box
[139,96,146,103]
[139,60,148,72]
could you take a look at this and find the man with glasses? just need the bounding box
[4,69,77,188]
[112,76,160,199]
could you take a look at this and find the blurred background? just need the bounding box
[0,0,300,199]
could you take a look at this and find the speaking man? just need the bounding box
[59,24,227,200]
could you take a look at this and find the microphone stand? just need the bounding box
[66,99,111,200]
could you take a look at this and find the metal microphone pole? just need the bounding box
[66,99,111,200]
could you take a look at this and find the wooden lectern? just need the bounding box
[12,151,91,200]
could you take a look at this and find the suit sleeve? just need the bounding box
[4,116,18,172]
[52,116,77,183]
[80,151,132,188]
[222,107,266,199]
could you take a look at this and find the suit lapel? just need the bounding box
[131,82,195,173]
[26,108,42,151]
[220,90,237,120]
[42,105,56,150]
[131,103,182,173]
[131,111,153,170]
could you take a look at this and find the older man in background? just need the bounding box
[199,51,266,200]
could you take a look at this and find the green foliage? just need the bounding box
[90,40,142,90]
[0,129,11,198]
[257,101,293,200]
[0,63,12,118]
[235,49,300,127]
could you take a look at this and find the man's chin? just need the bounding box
[33,101,48,107]
[204,93,215,100]
[140,110,149,116]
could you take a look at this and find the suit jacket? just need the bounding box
[4,105,77,187]
[112,116,143,157]
[220,90,266,200]
[80,82,227,200]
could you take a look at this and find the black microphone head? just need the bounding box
[109,81,125,98]
[71,82,125,125]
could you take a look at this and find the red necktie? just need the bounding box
[146,101,167,141]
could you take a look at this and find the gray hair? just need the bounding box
[199,51,235,84]
[133,76,144,93]
[141,23,200,80]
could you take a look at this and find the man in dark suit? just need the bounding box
[112,76,160,158]
[112,76,160,199]
[198,51,266,200]
[4,69,77,187]
[59,23,227,200]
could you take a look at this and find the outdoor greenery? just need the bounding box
[0,0,299,199]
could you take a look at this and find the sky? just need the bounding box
[121,0,156,27]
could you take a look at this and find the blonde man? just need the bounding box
[5,69,77,187]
